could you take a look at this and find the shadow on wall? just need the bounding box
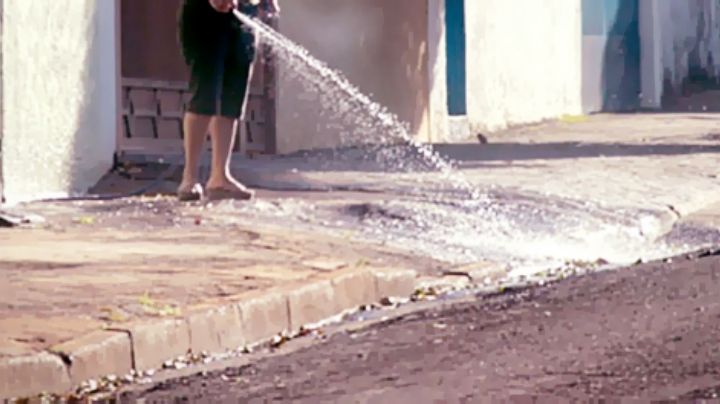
[601,0,641,112]
[375,0,431,137]
[121,0,187,81]
[277,0,432,153]
[66,3,116,197]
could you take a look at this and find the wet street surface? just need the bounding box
[120,250,720,402]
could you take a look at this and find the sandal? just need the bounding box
[177,183,204,202]
[206,186,255,201]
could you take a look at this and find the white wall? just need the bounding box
[0,0,4,201]
[427,0,449,143]
[642,0,720,108]
[1,0,117,203]
[464,0,584,133]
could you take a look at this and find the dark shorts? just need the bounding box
[179,1,258,118]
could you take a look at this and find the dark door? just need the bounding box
[445,0,467,116]
[582,0,641,112]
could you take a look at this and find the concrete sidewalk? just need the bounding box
[0,199,454,399]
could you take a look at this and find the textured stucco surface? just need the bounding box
[464,0,584,133]
[639,0,720,108]
[276,0,430,154]
[276,1,586,150]
[1,1,117,203]
[657,0,720,95]
[427,0,449,143]
[0,0,4,201]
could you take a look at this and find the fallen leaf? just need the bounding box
[355,258,370,268]
[559,114,588,124]
[74,216,95,225]
[138,292,155,307]
[100,307,129,323]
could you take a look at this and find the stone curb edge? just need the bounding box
[0,267,417,400]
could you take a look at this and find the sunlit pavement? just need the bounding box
[221,113,720,271]
[122,250,720,402]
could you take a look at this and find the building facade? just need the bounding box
[1,0,117,203]
[1,0,718,203]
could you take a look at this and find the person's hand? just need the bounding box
[209,0,233,13]
[262,0,280,17]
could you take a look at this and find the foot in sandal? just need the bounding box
[177,182,204,202]
[205,177,255,201]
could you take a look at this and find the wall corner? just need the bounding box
[427,0,449,143]
[0,0,4,203]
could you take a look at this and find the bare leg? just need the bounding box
[206,116,254,199]
[179,112,211,198]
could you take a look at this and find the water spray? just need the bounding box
[39,3,485,205]
[231,8,485,203]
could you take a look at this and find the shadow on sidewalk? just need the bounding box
[434,142,720,164]
[281,141,720,173]
[82,140,720,199]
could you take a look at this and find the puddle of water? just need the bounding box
[222,12,709,273]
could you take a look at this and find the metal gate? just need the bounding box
[118,0,276,158]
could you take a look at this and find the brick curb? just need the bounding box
[0,267,417,400]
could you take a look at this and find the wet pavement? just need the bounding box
[120,250,720,402]
[21,113,716,275]
[0,195,445,360]
[208,114,720,270]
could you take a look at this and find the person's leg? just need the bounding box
[205,115,252,199]
[207,115,237,186]
[177,2,218,200]
[178,27,226,199]
[178,63,217,200]
[205,26,256,200]
[178,112,211,194]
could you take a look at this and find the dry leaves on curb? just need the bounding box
[138,292,182,317]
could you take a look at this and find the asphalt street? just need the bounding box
[119,250,720,403]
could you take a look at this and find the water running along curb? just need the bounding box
[0,268,417,400]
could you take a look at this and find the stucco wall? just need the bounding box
[275,0,431,154]
[658,0,720,103]
[464,0,584,133]
[427,0,449,143]
[0,0,4,202]
[1,0,117,203]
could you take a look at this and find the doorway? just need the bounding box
[117,0,277,158]
[582,0,641,112]
[445,0,467,116]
